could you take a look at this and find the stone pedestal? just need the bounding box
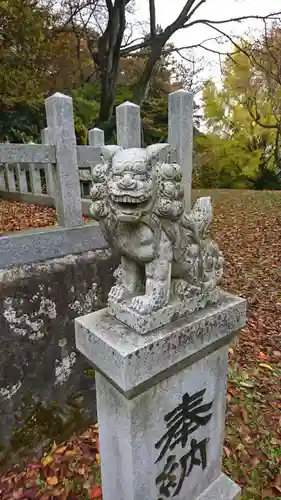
[75,291,246,500]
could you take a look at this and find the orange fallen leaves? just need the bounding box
[90,486,102,499]
[0,426,100,499]
[0,200,89,234]
[46,475,58,485]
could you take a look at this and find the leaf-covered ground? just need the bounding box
[0,201,57,234]
[207,190,281,500]
[0,190,281,499]
[0,200,88,234]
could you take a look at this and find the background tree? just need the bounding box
[237,23,281,173]
[55,0,280,124]
[0,0,97,141]
[197,41,281,190]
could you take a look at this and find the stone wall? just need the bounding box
[0,248,118,468]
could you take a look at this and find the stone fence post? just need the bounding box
[168,90,193,213]
[116,101,141,148]
[15,162,28,194]
[45,92,83,227]
[28,141,42,195]
[88,127,105,147]
[41,127,55,197]
[0,165,6,190]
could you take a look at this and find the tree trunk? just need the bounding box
[98,55,120,123]
[132,38,166,105]
[89,0,126,124]
[273,124,281,174]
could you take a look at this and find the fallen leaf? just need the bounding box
[90,486,102,499]
[78,467,86,475]
[228,387,241,397]
[241,407,249,424]
[223,446,231,458]
[250,456,260,469]
[54,445,68,455]
[239,381,255,388]
[257,352,268,360]
[274,473,281,493]
[262,487,276,498]
[41,455,53,467]
[259,363,274,371]
[46,476,58,486]
[64,450,77,457]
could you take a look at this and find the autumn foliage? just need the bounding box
[0,426,102,499]
[0,190,281,498]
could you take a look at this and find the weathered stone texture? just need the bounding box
[0,248,118,467]
[76,295,246,500]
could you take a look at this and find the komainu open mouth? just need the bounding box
[110,194,149,210]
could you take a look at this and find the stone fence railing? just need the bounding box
[0,90,193,270]
[0,126,105,201]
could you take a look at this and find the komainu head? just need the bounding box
[90,144,185,223]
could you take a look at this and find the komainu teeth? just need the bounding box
[111,193,148,204]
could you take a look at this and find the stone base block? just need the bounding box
[75,291,246,396]
[198,473,241,499]
[108,289,220,334]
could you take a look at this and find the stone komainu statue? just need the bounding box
[90,144,223,316]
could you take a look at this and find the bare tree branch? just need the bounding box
[105,0,112,13]
[52,0,281,129]
[183,12,281,29]
[163,0,206,38]
[246,100,277,130]
[149,0,156,37]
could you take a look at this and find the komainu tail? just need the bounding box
[181,197,213,239]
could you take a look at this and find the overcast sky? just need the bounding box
[135,0,281,83]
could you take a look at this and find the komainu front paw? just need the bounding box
[108,284,127,303]
[130,295,166,315]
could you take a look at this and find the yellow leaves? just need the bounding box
[54,445,68,455]
[41,454,53,467]
[95,454,100,465]
[259,363,274,371]
[64,450,77,457]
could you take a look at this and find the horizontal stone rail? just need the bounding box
[0,145,103,168]
[0,223,106,269]
[0,191,92,215]
[0,145,55,164]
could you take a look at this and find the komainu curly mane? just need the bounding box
[90,144,223,319]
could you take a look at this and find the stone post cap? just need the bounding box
[117,101,140,108]
[169,89,193,96]
[45,92,72,102]
[75,291,246,398]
